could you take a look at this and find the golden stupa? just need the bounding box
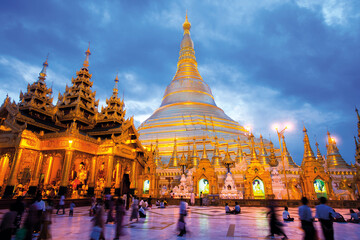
[139,14,248,162]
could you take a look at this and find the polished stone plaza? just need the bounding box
[1,205,360,239]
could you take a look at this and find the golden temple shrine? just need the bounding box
[0,48,150,198]
[0,14,359,201]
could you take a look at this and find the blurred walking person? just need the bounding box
[114,198,126,240]
[0,204,17,240]
[38,199,53,240]
[299,197,316,240]
[12,196,25,231]
[91,201,105,240]
[106,197,115,223]
[129,197,139,222]
[177,197,187,237]
[315,197,335,240]
[267,204,288,240]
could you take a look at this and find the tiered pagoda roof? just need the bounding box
[56,46,99,129]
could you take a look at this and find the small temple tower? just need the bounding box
[193,138,217,195]
[244,133,273,199]
[300,127,333,200]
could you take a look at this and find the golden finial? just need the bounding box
[113,73,119,97]
[303,126,307,132]
[39,55,49,81]
[356,107,360,121]
[183,10,191,34]
[83,42,91,69]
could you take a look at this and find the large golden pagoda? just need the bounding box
[139,14,251,162]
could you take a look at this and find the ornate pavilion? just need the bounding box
[0,48,150,198]
[137,14,360,200]
[0,14,359,201]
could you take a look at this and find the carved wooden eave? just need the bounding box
[15,113,59,132]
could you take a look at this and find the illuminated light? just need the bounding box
[245,125,252,132]
[285,123,293,131]
[272,124,279,130]
[68,140,73,144]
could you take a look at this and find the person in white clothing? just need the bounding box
[56,194,65,215]
[282,207,294,221]
[298,197,315,240]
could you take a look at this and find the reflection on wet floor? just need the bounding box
[1,205,359,240]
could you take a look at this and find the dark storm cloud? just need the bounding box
[0,0,359,165]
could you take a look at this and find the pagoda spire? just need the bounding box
[168,138,179,168]
[249,133,260,164]
[38,55,49,82]
[83,42,91,69]
[315,142,325,166]
[154,139,162,167]
[235,136,243,164]
[303,126,315,158]
[282,135,298,168]
[223,143,234,172]
[326,131,350,170]
[201,137,209,160]
[113,73,119,97]
[212,135,221,167]
[268,141,279,167]
[259,134,270,165]
[190,137,199,167]
[301,126,319,168]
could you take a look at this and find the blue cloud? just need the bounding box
[0,0,359,165]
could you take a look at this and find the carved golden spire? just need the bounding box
[223,143,234,172]
[249,133,260,164]
[190,137,199,167]
[235,136,243,164]
[186,141,191,166]
[179,151,187,173]
[38,55,48,82]
[301,126,320,168]
[326,131,350,169]
[113,73,119,97]
[282,135,298,168]
[201,137,208,160]
[303,126,315,158]
[154,139,161,167]
[259,134,270,165]
[168,138,179,168]
[83,42,91,69]
[315,142,325,166]
[268,141,279,167]
[212,135,221,167]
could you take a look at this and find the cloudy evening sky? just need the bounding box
[0,0,359,165]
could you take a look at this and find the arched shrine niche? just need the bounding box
[198,178,209,195]
[143,180,150,194]
[314,178,327,199]
[252,178,265,199]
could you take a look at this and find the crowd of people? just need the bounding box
[1,194,360,240]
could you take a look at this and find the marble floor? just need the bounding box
[1,205,360,239]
